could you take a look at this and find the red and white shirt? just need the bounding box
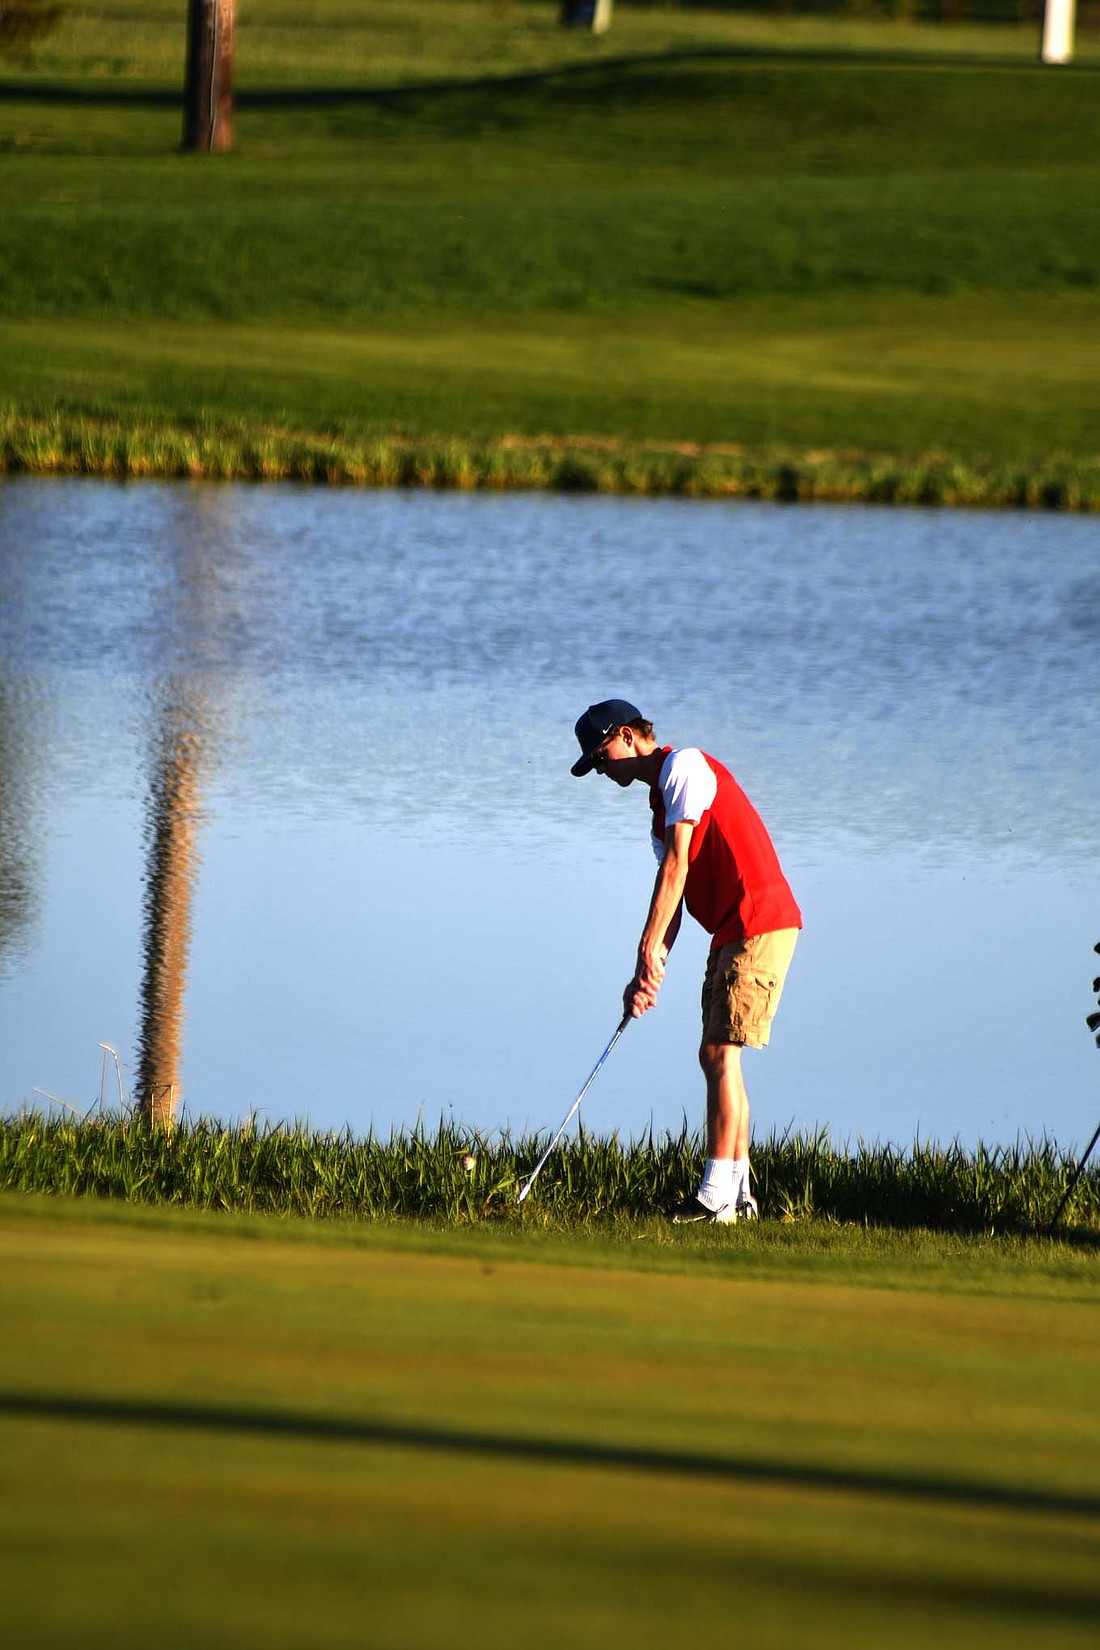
[649,747,801,949]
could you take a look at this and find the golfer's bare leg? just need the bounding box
[699,1041,749,1161]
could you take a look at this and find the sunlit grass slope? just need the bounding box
[1,1195,1098,1649]
[1,2,1098,498]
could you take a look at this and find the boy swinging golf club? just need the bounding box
[572,700,802,1223]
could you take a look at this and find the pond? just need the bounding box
[0,476,1097,1152]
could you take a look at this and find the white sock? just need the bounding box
[697,1158,735,1211]
[733,1157,752,1206]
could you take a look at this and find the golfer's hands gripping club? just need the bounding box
[623,944,667,1019]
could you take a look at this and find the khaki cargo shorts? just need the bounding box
[701,928,799,1049]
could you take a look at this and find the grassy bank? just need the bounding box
[4,412,1097,506]
[2,3,1098,502]
[3,1113,1098,1232]
[1,1192,1097,1649]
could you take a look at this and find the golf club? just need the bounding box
[1047,1118,1100,1236]
[516,1015,630,1204]
[1047,940,1100,1236]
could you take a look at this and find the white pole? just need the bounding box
[1041,0,1077,63]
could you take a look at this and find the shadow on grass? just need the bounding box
[4,1390,1099,1524]
[1,43,1096,111]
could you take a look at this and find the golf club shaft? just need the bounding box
[516,1015,630,1204]
[1047,1117,1100,1235]
[1050,945,1100,1235]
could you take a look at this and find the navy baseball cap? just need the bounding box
[571,699,644,776]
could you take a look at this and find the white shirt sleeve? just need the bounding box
[651,748,717,860]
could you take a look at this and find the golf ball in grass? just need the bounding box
[462,1154,477,1172]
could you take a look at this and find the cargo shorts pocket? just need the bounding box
[731,965,779,1046]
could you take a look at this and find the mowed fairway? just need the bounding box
[5,292,1099,461]
[1,2,1099,493]
[2,1196,1098,1648]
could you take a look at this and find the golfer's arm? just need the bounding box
[638,822,693,972]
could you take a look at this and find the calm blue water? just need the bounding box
[0,476,1097,1150]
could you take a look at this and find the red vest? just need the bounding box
[649,749,802,949]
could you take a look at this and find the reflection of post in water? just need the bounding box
[136,684,207,1128]
[0,676,38,973]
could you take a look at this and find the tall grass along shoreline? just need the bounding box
[2,1113,1097,1233]
[2,415,1097,510]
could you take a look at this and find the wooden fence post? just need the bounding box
[182,0,235,152]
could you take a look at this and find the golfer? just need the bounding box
[571,699,801,1223]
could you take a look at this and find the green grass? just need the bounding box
[14,0,1100,90]
[1,3,1099,499]
[3,1113,1099,1233]
[1,1191,1098,1649]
